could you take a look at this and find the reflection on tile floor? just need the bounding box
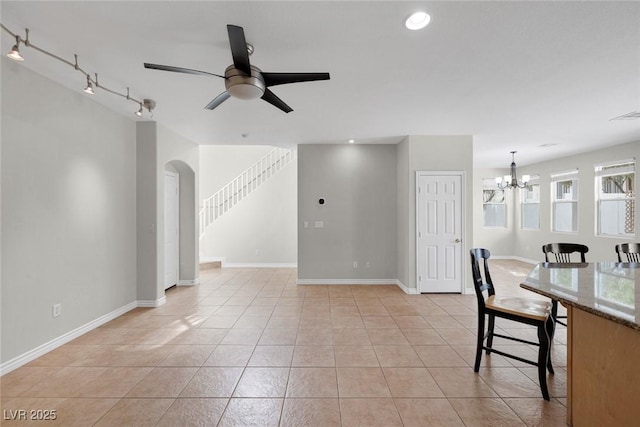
[1,260,567,426]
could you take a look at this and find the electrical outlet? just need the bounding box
[353,261,358,268]
[52,304,61,318]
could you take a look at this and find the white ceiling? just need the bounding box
[2,1,639,167]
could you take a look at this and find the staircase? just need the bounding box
[199,147,295,238]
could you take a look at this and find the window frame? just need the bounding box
[520,175,540,230]
[482,178,507,228]
[551,170,579,233]
[595,159,635,238]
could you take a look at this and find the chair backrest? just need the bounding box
[469,248,496,311]
[615,243,640,262]
[542,243,589,263]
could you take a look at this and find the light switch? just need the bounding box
[314,221,324,228]
[304,221,309,228]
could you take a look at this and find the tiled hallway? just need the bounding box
[1,260,567,426]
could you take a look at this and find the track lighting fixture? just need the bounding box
[83,75,94,95]
[7,35,23,61]
[1,23,155,116]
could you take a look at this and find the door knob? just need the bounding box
[455,239,461,243]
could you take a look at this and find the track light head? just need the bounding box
[135,104,143,117]
[83,75,94,94]
[7,36,24,61]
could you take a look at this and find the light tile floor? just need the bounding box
[1,260,567,426]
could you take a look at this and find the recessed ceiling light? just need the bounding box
[348,139,355,144]
[405,11,431,30]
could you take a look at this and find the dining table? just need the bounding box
[521,261,640,427]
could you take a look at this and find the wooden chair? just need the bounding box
[470,248,555,400]
[615,243,640,263]
[542,243,588,263]
[542,243,589,326]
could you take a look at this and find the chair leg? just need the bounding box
[545,315,555,375]
[486,314,495,355]
[474,313,485,372]
[537,323,551,401]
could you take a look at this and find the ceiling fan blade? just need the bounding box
[205,91,231,110]
[262,72,330,87]
[261,89,293,113]
[227,25,251,76]
[144,63,225,78]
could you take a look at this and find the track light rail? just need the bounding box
[1,23,155,117]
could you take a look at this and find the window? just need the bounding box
[551,170,578,233]
[521,175,540,230]
[596,159,635,237]
[483,178,506,227]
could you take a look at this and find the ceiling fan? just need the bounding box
[144,25,330,113]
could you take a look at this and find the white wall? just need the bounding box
[512,140,640,262]
[199,145,297,265]
[1,58,137,363]
[298,144,398,281]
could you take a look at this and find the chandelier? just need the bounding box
[495,151,530,189]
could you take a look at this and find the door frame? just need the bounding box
[415,171,467,294]
[164,170,180,290]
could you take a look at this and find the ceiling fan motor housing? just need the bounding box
[224,65,265,100]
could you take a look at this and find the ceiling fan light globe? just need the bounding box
[224,65,266,100]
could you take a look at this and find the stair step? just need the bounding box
[199,261,221,270]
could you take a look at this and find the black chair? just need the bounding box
[542,243,589,326]
[615,243,640,263]
[542,243,588,263]
[470,248,555,400]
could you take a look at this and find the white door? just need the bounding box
[417,173,464,293]
[164,172,179,290]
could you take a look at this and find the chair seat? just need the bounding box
[486,295,552,321]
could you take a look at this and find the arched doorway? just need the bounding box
[164,160,198,287]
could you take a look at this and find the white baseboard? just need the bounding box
[492,255,538,265]
[200,256,225,264]
[137,296,166,307]
[395,279,419,295]
[296,278,396,285]
[224,263,297,268]
[0,301,137,377]
[179,278,200,286]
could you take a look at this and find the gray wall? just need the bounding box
[199,145,297,265]
[472,167,515,256]
[512,140,640,262]
[1,58,137,363]
[137,122,200,302]
[157,125,199,284]
[396,136,475,291]
[298,144,397,281]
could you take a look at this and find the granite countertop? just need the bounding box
[520,262,640,331]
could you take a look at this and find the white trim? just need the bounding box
[0,301,137,377]
[200,256,226,264]
[395,279,419,295]
[178,278,200,286]
[296,279,396,285]
[137,296,166,307]
[492,255,538,265]
[415,171,466,294]
[223,263,297,268]
[164,170,180,290]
